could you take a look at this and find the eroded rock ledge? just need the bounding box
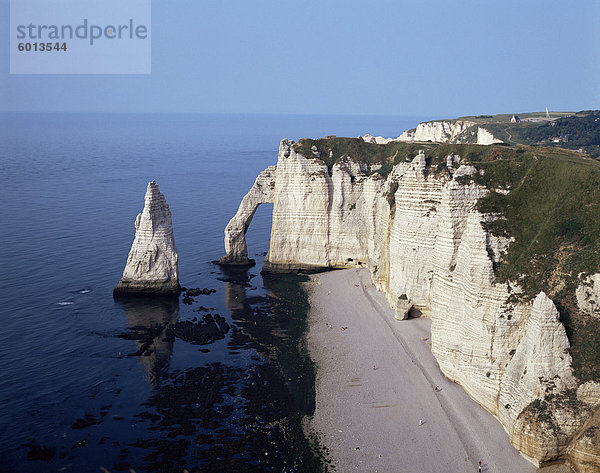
[222,138,600,471]
[114,180,180,296]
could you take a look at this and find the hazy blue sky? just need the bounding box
[2,0,599,116]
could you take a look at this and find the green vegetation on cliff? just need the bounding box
[472,110,600,157]
[294,137,431,177]
[465,145,600,382]
[294,137,600,382]
[400,110,600,156]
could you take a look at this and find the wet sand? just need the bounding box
[304,268,538,473]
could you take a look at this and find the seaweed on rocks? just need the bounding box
[119,270,328,473]
[167,314,230,345]
[22,440,56,463]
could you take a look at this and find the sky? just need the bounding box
[1,0,599,117]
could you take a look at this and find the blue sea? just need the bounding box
[0,113,425,472]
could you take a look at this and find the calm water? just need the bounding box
[0,113,425,472]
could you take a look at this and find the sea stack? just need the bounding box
[114,180,181,297]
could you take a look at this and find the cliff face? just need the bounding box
[222,140,600,470]
[114,180,180,296]
[398,120,503,145]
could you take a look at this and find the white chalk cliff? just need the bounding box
[222,140,599,471]
[476,126,504,145]
[398,119,503,145]
[114,180,180,296]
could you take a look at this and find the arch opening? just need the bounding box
[244,202,273,267]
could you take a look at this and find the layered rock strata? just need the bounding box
[223,139,599,471]
[114,180,180,296]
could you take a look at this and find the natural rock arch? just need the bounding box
[219,166,276,265]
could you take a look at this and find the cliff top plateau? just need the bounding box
[397,110,600,157]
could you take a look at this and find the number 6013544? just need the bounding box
[18,42,67,52]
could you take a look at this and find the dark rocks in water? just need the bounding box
[100,406,110,419]
[71,413,100,429]
[215,257,257,267]
[111,272,325,473]
[167,314,230,345]
[136,411,161,423]
[128,364,225,472]
[181,288,217,305]
[72,438,87,449]
[197,306,215,312]
[184,287,216,297]
[23,440,56,462]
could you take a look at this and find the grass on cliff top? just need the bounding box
[431,144,600,382]
[465,111,600,157]
[465,145,600,383]
[293,137,435,177]
[295,137,600,382]
[456,111,575,124]
[469,146,600,297]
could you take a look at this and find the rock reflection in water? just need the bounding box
[220,266,270,355]
[222,267,252,314]
[118,297,179,385]
[220,266,310,370]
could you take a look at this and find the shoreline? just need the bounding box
[303,268,539,473]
